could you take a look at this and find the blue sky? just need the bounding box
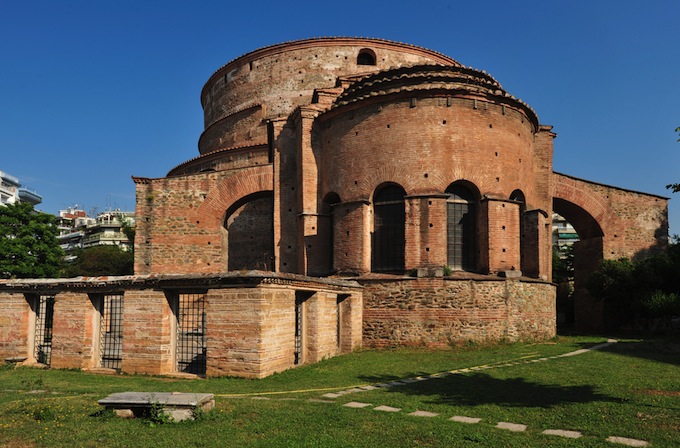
[2,1,679,235]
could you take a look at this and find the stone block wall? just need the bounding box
[0,274,362,379]
[360,277,555,347]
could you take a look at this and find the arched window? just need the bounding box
[357,49,377,66]
[446,183,477,271]
[372,184,405,272]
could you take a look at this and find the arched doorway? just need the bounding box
[552,197,604,331]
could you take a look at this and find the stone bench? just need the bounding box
[98,392,215,422]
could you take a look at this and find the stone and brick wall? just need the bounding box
[360,277,555,347]
[0,274,362,379]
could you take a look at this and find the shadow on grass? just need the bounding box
[358,372,620,408]
[569,336,680,367]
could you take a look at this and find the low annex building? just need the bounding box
[0,37,668,377]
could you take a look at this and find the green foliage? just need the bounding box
[587,241,680,321]
[0,202,64,279]
[666,126,680,192]
[148,400,171,425]
[551,244,574,284]
[441,265,452,276]
[64,245,133,277]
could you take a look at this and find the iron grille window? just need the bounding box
[99,294,123,370]
[175,293,207,375]
[294,295,303,365]
[372,185,406,272]
[294,291,313,365]
[447,187,476,271]
[34,295,55,366]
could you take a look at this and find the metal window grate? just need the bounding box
[447,200,476,270]
[176,293,207,375]
[34,295,55,366]
[294,294,304,365]
[100,294,123,370]
[372,186,406,272]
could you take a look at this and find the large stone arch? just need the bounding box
[552,172,668,331]
[552,196,605,331]
[195,166,274,229]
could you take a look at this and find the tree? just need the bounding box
[665,126,680,192]
[0,202,64,279]
[587,239,680,329]
[63,245,133,277]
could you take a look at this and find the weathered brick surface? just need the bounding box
[0,276,361,379]
[360,278,555,347]
[553,173,668,262]
[0,292,29,361]
[121,289,174,375]
[50,292,96,369]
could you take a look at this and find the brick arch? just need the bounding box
[195,166,274,229]
[552,173,617,238]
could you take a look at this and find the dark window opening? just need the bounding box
[446,184,477,271]
[372,185,406,272]
[174,292,207,375]
[99,294,123,371]
[357,49,376,66]
[34,295,55,366]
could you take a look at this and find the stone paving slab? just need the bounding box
[359,385,378,391]
[605,436,650,447]
[251,396,271,400]
[409,410,439,418]
[345,388,365,394]
[321,392,341,399]
[450,416,482,424]
[343,401,372,408]
[542,429,582,439]
[496,422,527,432]
[373,405,401,412]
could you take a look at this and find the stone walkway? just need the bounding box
[263,339,649,447]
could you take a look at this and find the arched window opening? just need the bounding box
[446,183,477,271]
[224,192,274,271]
[372,184,405,272]
[357,49,377,66]
[510,189,525,205]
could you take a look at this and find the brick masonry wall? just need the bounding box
[318,96,548,278]
[202,39,457,131]
[0,292,29,361]
[553,173,668,261]
[361,278,555,347]
[121,289,174,375]
[51,292,96,370]
[0,275,363,379]
[134,165,274,275]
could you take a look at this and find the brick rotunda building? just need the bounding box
[132,37,668,343]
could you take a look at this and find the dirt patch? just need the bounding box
[638,389,680,397]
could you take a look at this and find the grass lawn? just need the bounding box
[0,335,678,447]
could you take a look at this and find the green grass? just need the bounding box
[1,335,678,447]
